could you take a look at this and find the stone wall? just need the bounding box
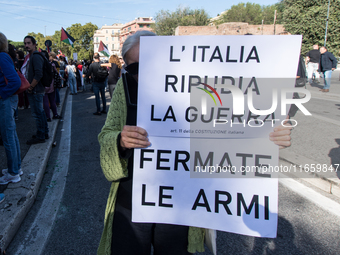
[175,22,288,36]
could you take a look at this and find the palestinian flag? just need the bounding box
[60,27,75,47]
[98,41,110,57]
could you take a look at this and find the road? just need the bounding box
[6,81,340,254]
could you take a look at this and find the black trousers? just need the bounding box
[111,203,191,255]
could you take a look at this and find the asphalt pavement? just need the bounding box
[1,70,340,253]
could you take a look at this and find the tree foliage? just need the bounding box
[215,2,283,25]
[283,0,340,55]
[25,23,98,61]
[154,7,210,35]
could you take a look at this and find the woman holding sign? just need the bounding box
[97,31,292,255]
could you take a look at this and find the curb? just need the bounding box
[0,88,68,253]
[279,149,340,198]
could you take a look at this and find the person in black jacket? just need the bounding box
[319,46,337,92]
[86,53,107,115]
[23,35,49,144]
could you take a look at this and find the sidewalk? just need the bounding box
[279,69,340,196]
[0,88,68,253]
[1,71,340,252]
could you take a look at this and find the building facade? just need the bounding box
[93,23,124,58]
[119,17,155,51]
[93,18,155,58]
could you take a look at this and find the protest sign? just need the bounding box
[132,137,279,237]
[133,35,302,238]
[137,35,304,138]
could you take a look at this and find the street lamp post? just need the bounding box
[324,0,331,47]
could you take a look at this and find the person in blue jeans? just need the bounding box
[66,59,77,95]
[319,46,337,92]
[0,32,22,185]
[23,35,49,144]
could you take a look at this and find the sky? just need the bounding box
[0,0,280,42]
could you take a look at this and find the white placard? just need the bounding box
[132,35,302,238]
[137,35,302,138]
[73,52,78,61]
[132,137,279,237]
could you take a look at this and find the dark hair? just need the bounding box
[93,53,100,59]
[8,44,16,61]
[41,50,49,59]
[24,35,36,45]
[17,50,25,59]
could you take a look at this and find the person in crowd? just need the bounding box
[0,32,22,185]
[319,46,337,92]
[101,54,121,98]
[86,53,107,115]
[22,35,49,144]
[119,56,126,76]
[42,51,62,122]
[305,44,320,85]
[59,55,66,90]
[49,52,61,106]
[7,44,19,121]
[76,61,84,91]
[66,59,77,95]
[97,30,293,255]
[16,50,29,109]
[74,61,81,92]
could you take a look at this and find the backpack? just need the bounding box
[95,63,108,82]
[33,52,53,87]
[53,68,62,88]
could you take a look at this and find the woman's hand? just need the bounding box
[120,125,151,149]
[269,122,292,149]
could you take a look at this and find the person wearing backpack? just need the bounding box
[86,53,107,115]
[23,35,49,145]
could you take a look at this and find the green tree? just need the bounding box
[215,2,283,25]
[154,7,210,35]
[283,0,340,55]
[51,23,98,60]
[8,41,25,51]
[27,22,97,60]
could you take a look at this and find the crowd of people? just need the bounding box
[0,31,125,204]
[1,30,296,253]
[305,44,337,92]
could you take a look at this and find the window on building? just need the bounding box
[112,30,115,34]
[106,30,108,33]
[117,29,120,33]
[139,25,144,28]
[112,44,114,50]
[128,27,131,31]
[147,24,150,28]
[96,37,98,42]
[106,37,108,41]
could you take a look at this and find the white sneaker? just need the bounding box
[0,172,21,184]
[2,168,23,176]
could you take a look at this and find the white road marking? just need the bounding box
[279,175,340,218]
